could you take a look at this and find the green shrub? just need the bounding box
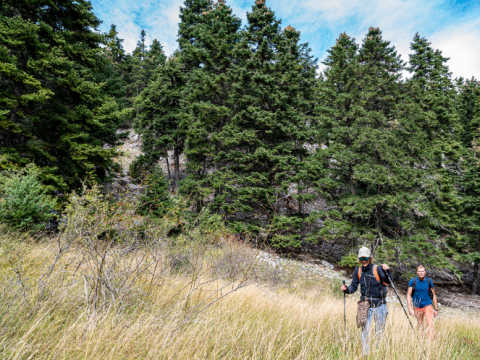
[0,165,57,229]
[198,207,226,237]
[137,165,173,217]
[110,162,122,174]
[339,252,359,268]
[129,154,150,180]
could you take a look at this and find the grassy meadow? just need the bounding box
[0,235,479,359]
[0,186,478,359]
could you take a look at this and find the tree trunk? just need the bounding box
[174,145,180,194]
[350,165,355,195]
[473,235,479,296]
[165,153,172,192]
[296,141,304,215]
[8,47,28,147]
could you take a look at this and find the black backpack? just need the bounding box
[412,277,433,300]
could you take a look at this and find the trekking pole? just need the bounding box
[379,262,426,355]
[343,280,346,353]
[383,269,416,332]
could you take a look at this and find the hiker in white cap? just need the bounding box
[340,247,392,356]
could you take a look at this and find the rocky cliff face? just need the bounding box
[107,129,188,197]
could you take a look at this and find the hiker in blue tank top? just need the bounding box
[407,265,438,340]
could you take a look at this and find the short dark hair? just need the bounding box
[417,265,426,271]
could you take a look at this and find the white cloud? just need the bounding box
[430,22,480,79]
[91,0,183,56]
[91,0,480,79]
[235,0,480,78]
[253,0,436,59]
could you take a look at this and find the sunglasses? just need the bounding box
[359,257,370,261]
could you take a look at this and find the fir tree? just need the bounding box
[407,33,461,170]
[134,53,187,193]
[127,31,167,127]
[408,33,453,92]
[179,0,242,210]
[0,0,121,189]
[310,32,361,247]
[137,165,173,217]
[95,25,129,114]
[458,78,480,148]
[177,0,212,70]
[471,92,480,141]
[453,144,480,295]
[129,30,149,99]
[212,0,317,247]
[312,28,455,271]
[147,39,167,70]
[406,33,461,242]
[104,24,126,64]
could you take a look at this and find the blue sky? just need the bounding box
[90,0,480,79]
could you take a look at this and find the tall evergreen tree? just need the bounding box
[0,0,121,188]
[104,24,126,64]
[458,78,480,148]
[179,0,242,210]
[129,30,149,99]
[408,33,452,91]
[134,52,186,192]
[132,33,167,88]
[147,39,167,70]
[312,28,455,271]
[212,0,317,246]
[453,102,480,294]
[407,33,462,170]
[177,0,212,70]
[95,25,129,113]
[310,32,361,247]
[406,33,461,243]
[453,147,480,295]
[127,31,167,127]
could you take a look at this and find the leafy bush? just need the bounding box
[62,182,140,244]
[0,165,57,229]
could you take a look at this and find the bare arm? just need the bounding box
[431,288,439,317]
[407,287,414,315]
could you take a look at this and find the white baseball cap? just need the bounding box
[358,247,371,258]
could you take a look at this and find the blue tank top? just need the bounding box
[408,277,433,308]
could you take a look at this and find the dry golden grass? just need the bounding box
[0,237,479,360]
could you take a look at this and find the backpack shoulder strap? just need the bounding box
[412,277,417,294]
[373,265,380,282]
[427,278,434,300]
[374,265,389,286]
[358,266,362,281]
